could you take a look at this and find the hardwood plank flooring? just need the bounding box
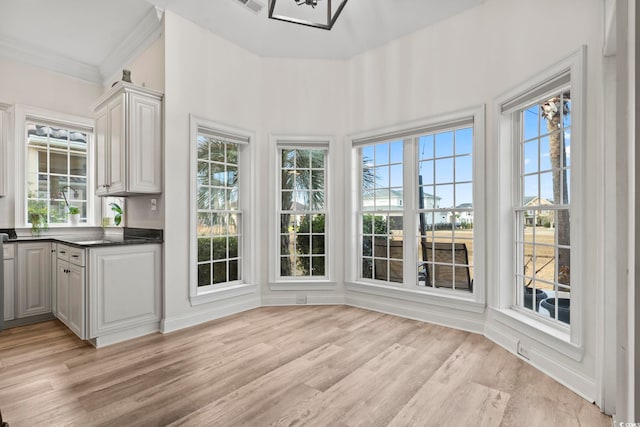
[0,306,610,427]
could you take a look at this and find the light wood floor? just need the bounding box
[0,306,610,427]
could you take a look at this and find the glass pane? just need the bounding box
[523,106,539,140]
[389,260,403,283]
[49,201,66,223]
[455,156,472,182]
[389,141,403,163]
[563,129,571,168]
[311,214,325,233]
[210,164,225,186]
[435,158,454,184]
[282,191,293,211]
[455,183,473,207]
[419,135,434,160]
[362,258,373,279]
[297,235,311,255]
[197,161,209,186]
[435,184,453,209]
[375,189,390,210]
[282,149,295,168]
[311,256,325,276]
[229,260,239,281]
[455,128,473,155]
[69,154,86,176]
[311,170,324,190]
[197,213,211,236]
[522,244,534,279]
[210,187,226,210]
[197,135,209,160]
[311,236,325,254]
[298,256,310,276]
[374,236,388,257]
[311,191,324,210]
[281,257,294,277]
[311,149,324,168]
[229,236,239,258]
[227,189,238,210]
[362,236,372,257]
[435,131,454,158]
[523,140,538,175]
[540,172,553,203]
[390,164,402,187]
[50,152,68,175]
[362,214,372,235]
[375,143,389,164]
[198,188,209,210]
[374,165,390,187]
[295,191,310,210]
[227,144,238,165]
[540,136,552,171]
[198,238,211,262]
[197,263,211,287]
[210,140,225,162]
[229,213,240,235]
[418,160,434,186]
[281,235,292,255]
[213,262,227,284]
[362,146,374,164]
[227,165,238,187]
[296,149,310,168]
[212,237,227,260]
[281,214,291,233]
[523,175,538,202]
[212,213,227,236]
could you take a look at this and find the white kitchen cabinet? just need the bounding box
[17,242,51,318]
[93,82,163,196]
[88,244,161,340]
[50,243,57,316]
[56,244,86,339]
[3,243,15,321]
[0,108,6,197]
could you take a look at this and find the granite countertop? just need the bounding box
[0,228,163,248]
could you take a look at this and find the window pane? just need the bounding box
[198,263,211,287]
[213,262,227,284]
[419,135,434,160]
[210,140,225,162]
[435,131,453,158]
[455,128,473,155]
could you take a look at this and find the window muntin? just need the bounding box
[26,122,89,225]
[417,126,474,291]
[278,148,327,278]
[515,90,571,325]
[359,141,404,284]
[196,134,242,287]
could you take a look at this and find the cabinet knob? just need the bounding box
[72,255,79,258]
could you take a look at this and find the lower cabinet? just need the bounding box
[56,245,86,339]
[88,244,161,339]
[3,243,15,321]
[17,242,51,318]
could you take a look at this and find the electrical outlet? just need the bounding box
[295,295,307,304]
[150,199,157,211]
[517,341,530,360]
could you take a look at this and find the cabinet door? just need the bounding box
[107,96,126,194]
[68,263,85,339]
[4,258,15,321]
[95,107,109,196]
[128,92,162,193]
[56,261,69,324]
[17,243,51,318]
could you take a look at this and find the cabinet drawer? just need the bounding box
[3,243,15,260]
[57,245,71,261]
[69,247,85,266]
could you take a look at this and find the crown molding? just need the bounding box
[99,7,164,85]
[0,34,103,84]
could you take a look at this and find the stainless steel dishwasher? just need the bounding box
[0,233,7,331]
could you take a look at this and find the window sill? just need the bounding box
[346,281,485,314]
[269,280,336,291]
[190,282,258,306]
[491,307,583,361]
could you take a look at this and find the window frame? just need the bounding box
[14,105,96,228]
[189,115,257,305]
[346,106,486,311]
[269,135,336,290]
[494,47,586,359]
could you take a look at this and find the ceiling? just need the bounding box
[0,0,484,83]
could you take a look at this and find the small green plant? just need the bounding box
[109,202,123,226]
[68,206,80,215]
[28,200,49,236]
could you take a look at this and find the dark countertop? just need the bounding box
[0,228,163,248]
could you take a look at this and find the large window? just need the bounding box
[278,147,327,279]
[352,107,484,302]
[26,120,90,225]
[515,91,572,325]
[195,133,242,287]
[190,116,255,303]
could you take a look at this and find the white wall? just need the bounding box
[345,0,604,402]
[260,57,347,305]
[0,61,102,227]
[162,11,262,327]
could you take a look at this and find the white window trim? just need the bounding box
[345,105,486,312]
[268,134,336,290]
[13,104,97,228]
[494,46,586,360]
[189,115,258,305]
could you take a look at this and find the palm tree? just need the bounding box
[540,93,570,285]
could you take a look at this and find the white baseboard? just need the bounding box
[161,296,260,333]
[345,290,485,334]
[485,322,597,402]
[89,322,160,348]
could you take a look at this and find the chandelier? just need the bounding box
[268,0,348,30]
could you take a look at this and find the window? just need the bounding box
[25,120,91,225]
[278,147,327,278]
[515,91,571,325]
[189,116,256,303]
[350,106,484,304]
[195,133,242,287]
[496,47,585,352]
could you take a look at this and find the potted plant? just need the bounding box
[28,204,48,237]
[109,202,123,226]
[68,206,80,225]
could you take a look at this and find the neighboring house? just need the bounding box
[523,196,554,226]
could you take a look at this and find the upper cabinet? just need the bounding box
[0,106,7,197]
[93,82,163,196]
